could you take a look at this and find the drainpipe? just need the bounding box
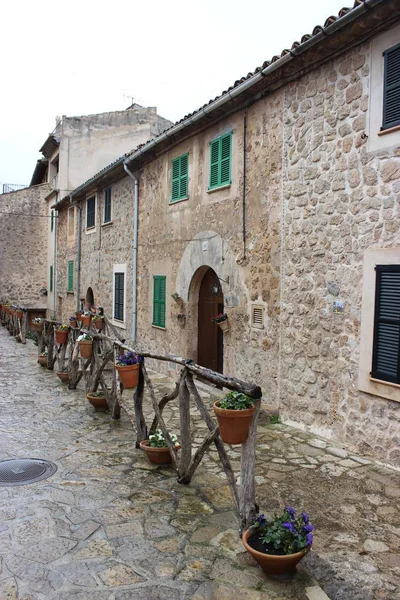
[123,162,139,343]
[53,209,57,317]
[242,108,248,260]
[69,193,82,312]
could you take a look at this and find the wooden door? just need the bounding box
[197,268,223,373]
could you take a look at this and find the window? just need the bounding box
[114,272,125,322]
[67,261,74,292]
[68,207,75,238]
[104,187,112,223]
[50,265,53,293]
[50,210,54,232]
[209,132,232,190]
[371,265,400,384]
[171,153,189,202]
[382,43,400,130]
[153,276,166,328]
[86,196,96,229]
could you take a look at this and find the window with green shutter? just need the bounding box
[171,153,189,202]
[50,210,54,232]
[104,187,112,223]
[209,132,232,190]
[67,261,74,292]
[86,196,96,229]
[50,265,53,293]
[383,43,400,130]
[153,276,166,328]
[114,272,125,321]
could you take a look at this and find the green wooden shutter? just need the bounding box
[209,139,220,189]
[51,210,54,232]
[114,273,124,321]
[153,276,166,327]
[50,265,53,293]
[171,154,189,202]
[209,133,232,189]
[220,133,232,185]
[383,43,400,130]
[67,261,74,292]
[104,188,112,223]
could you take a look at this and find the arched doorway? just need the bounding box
[197,267,223,373]
[85,287,94,311]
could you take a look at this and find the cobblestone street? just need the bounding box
[0,327,399,600]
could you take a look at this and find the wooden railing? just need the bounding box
[0,307,263,532]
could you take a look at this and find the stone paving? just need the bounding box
[0,327,399,600]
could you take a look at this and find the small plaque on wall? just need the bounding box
[225,294,239,307]
[333,300,344,314]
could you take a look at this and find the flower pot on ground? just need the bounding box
[212,312,229,333]
[55,325,68,345]
[56,370,69,383]
[115,351,141,388]
[86,391,109,411]
[139,430,181,464]
[77,333,93,358]
[214,391,255,444]
[38,353,47,366]
[242,507,313,576]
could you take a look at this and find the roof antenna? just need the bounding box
[123,92,143,109]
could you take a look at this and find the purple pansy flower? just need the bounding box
[303,524,314,533]
[301,512,310,524]
[306,533,314,546]
[282,522,296,533]
[285,506,296,518]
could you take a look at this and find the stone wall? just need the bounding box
[0,184,49,308]
[281,40,400,464]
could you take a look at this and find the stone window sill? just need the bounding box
[101,221,113,228]
[369,376,400,393]
[378,124,400,137]
[152,325,166,331]
[169,197,189,205]
[207,184,231,194]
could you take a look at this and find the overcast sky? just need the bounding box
[1,0,348,185]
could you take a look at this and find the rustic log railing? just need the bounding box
[0,305,28,343]
[0,307,263,532]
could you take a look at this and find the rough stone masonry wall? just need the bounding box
[281,41,400,464]
[0,184,49,307]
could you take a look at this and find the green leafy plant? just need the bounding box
[219,391,255,411]
[87,391,105,397]
[92,315,104,322]
[56,324,68,331]
[77,333,92,341]
[211,312,228,324]
[40,351,48,357]
[148,429,179,448]
[251,507,314,556]
[32,317,42,324]
[269,414,281,424]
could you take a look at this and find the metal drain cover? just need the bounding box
[0,459,57,486]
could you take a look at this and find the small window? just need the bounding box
[114,272,125,321]
[371,265,400,383]
[382,43,400,130]
[50,265,53,293]
[68,207,75,238]
[171,153,189,202]
[86,196,96,229]
[251,304,264,330]
[153,276,166,328]
[104,187,112,223]
[50,210,54,232]
[67,261,74,292]
[209,132,232,190]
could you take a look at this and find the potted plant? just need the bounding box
[38,351,47,366]
[31,317,44,333]
[81,311,91,328]
[77,333,93,358]
[92,315,104,331]
[212,312,229,332]
[242,507,314,575]
[69,315,77,328]
[86,390,109,411]
[56,368,69,383]
[214,391,255,444]
[139,429,181,464]
[55,324,69,345]
[115,351,141,389]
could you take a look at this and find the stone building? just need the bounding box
[54,0,400,465]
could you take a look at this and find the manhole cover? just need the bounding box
[0,459,57,486]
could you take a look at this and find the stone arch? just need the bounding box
[85,287,95,310]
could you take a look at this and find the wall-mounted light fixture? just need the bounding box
[40,287,48,297]
[212,276,229,295]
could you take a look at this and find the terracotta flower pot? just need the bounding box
[81,315,91,328]
[242,528,310,575]
[55,329,68,345]
[31,322,44,333]
[93,319,104,331]
[69,319,77,328]
[79,340,92,358]
[115,363,140,389]
[139,440,181,464]
[38,355,47,366]
[86,392,109,411]
[214,401,255,444]
[16,310,23,320]
[56,371,69,383]
[217,319,229,333]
